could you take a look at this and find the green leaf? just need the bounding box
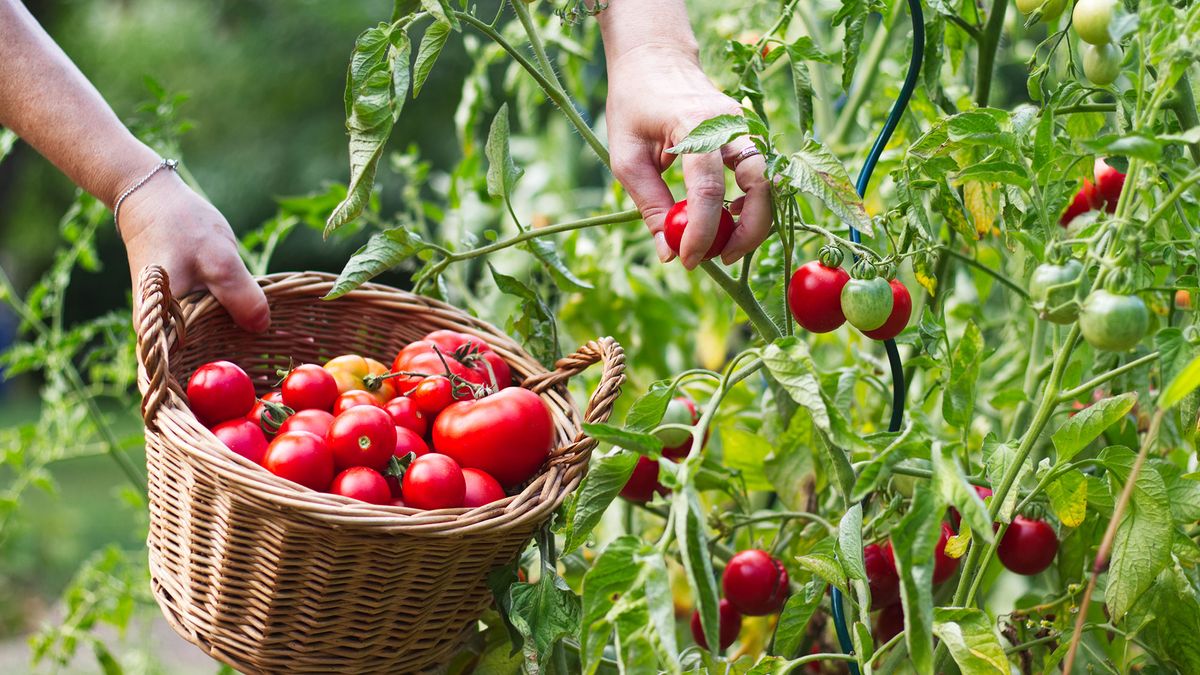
[890,485,944,672]
[674,486,721,654]
[508,572,581,669]
[786,48,815,134]
[1100,447,1172,620]
[1136,566,1200,673]
[581,423,663,456]
[933,443,994,543]
[772,580,827,657]
[1045,469,1088,528]
[485,104,524,200]
[488,265,558,365]
[794,551,848,593]
[832,0,868,92]
[564,450,639,553]
[1160,352,1200,409]
[761,338,830,433]
[325,227,424,299]
[624,382,673,433]
[764,408,817,510]
[525,236,593,291]
[389,31,412,121]
[1050,392,1137,465]
[773,138,873,235]
[720,426,774,492]
[580,536,639,671]
[838,504,867,582]
[412,20,451,97]
[640,550,679,671]
[419,0,459,30]
[943,321,983,427]
[667,114,749,154]
[932,607,1009,674]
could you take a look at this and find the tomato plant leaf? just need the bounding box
[418,0,459,31]
[581,423,663,457]
[932,607,1009,674]
[1045,469,1088,528]
[1050,392,1137,466]
[674,486,720,654]
[624,381,673,433]
[412,20,451,98]
[507,571,580,669]
[580,536,638,671]
[1159,351,1200,410]
[764,407,818,510]
[832,0,868,92]
[1157,462,1200,523]
[838,504,867,582]
[772,138,873,235]
[943,320,983,427]
[525,237,593,292]
[771,579,827,657]
[1100,447,1172,620]
[933,443,994,544]
[639,549,679,671]
[325,227,425,299]
[761,338,830,433]
[666,114,748,155]
[1133,566,1200,674]
[720,426,774,492]
[794,551,848,594]
[563,449,639,553]
[786,43,815,134]
[485,103,523,201]
[982,438,1030,522]
[488,265,559,365]
[890,485,944,672]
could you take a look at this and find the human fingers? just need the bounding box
[679,150,726,269]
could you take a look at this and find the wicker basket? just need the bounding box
[134,265,625,674]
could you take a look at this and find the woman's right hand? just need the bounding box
[118,170,270,333]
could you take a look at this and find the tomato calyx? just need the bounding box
[384,452,416,481]
[254,398,294,434]
[817,243,844,269]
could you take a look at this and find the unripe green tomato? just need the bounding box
[1016,0,1066,21]
[1030,260,1084,324]
[1082,43,1122,86]
[655,397,696,448]
[841,277,894,332]
[1073,0,1117,45]
[1079,289,1149,352]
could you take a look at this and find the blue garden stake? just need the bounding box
[829,0,924,671]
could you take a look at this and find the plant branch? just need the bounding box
[1058,351,1161,402]
[973,0,1009,107]
[941,248,1030,300]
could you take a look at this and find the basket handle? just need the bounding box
[135,265,187,431]
[522,337,626,454]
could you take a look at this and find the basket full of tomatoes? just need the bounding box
[133,266,624,674]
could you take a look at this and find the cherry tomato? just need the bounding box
[690,598,742,651]
[1072,0,1117,45]
[409,376,457,416]
[281,364,339,412]
[1079,290,1149,352]
[330,467,392,504]
[389,497,406,507]
[212,418,269,465]
[264,431,335,491]
[841,276,894,332]
[655,397,700,448]
[432,387,555,488]
[394,426,430,458]
[278,409,334,438]
[323,354,398,403]
[1060,179,1098,226]
[1093,158,1126,213]
[1030,260,1084,324]
[402,453,466,510]
[875,603,905,643]
[998,516,1059,575]
[1015,0,1065,20]
[327,405,397,471]
[462,468,506,507]
[662,199,736,262]
[333,389,384,415]
[392,330,512,393]
[722,549,790,616]
[246,391,289,437]
[933,522,959,584]
[864,543,900,608]
[619,456,670,503]
[187,361,255,426]
[862,279,913,340]
[1082,43,1122,86]
[384,396,428,436]
[1176,289,1192,310]
[788,261,850,333]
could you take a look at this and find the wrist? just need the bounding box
[598,0,700,66]
[96,139,162,211]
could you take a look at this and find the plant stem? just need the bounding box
[1169,73,1200,163]
[1009,318,1046,435]
[1058,351,1161,402]
[1144,168,1200,231]
[942,248,1030,300]
[973,0,1009,107]
[700,260,783,343]
[730,510,837,534]
[1054,102,1117,114]
[449,209,641,262]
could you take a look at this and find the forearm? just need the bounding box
[0,0,159,209]
[596,0,700,63]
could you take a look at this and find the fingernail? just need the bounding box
[654,233,673,263]
[683,254,700,270]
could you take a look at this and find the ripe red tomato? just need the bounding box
[432,387,555,488]
[788,261,850,333]
[333,389,383,415]
[394,426,430,458]
[187,361,256,426]
[619,456,669,503]
[389,497,406,507]
[864,543,900,608]
[327,406,397,471]
[410,376,457,416]
[875,603,905,643]
[281,364,339,412]
[402,453,466,510]
[246,390,289,437]
[212,418,269,465]
[662,199,736,262]
[862,279,913,340]
[1093,158,1125,213]
[323,354,398,403]
[690,598,742,651]
[391,330,512,393]
[384,396,428,436]
[933,522,959,584]
[278,409,334,438]
[997,516,1059,575]
[1060,179,1098,226]
[264,431,335,491]
[722,549,790,616]
[330,466,392,504]
[462,468,506,507]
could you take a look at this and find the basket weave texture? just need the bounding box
[134,266,625,674]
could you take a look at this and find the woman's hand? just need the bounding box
[118,171,270,333]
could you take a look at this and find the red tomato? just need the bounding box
[246,391,289,437]
[391,330,512,393]
[690,598,742,651]
[722,549,790,616]
[662,199,736,262]
[862,279,913,340]
[462,468,506,507]
[997,516,1059,575]
[384,396,428,436]
[619,456,669,503]
[263,431,335,491]
[1093,158,1125,213]
[432,387,554,488]
[389,497,406,507]
[933,522,959,584]
[281,364,339,412]
[323,354,399,403]
[1060,179,1098,226]
[212,418,269,465]
[875,603,905,643]
[333,389,383,415]
[394,426,430,458]
[327,406,397,471]
[409,377,457,416]
[788,261,850,333]
[864,543,900,608]
[330,466,392,505]
[278,409,334,438]
[402,453,466,510]
[187,361,255,426]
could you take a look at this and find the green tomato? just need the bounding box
[1072,0,1117,45]
[1030,260,1084,324]
[1016,0,1066,21]
[1082,43,1122,86]
[1079,290,1149,352]
[841,277,894,332]
[655,397,697,448]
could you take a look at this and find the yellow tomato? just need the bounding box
[323,355,398,403]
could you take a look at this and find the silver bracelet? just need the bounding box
[113,158,178,235]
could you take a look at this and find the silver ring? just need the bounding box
[729,146,761,170]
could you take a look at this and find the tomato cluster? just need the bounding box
[1060,159,1127,226]
[185,330,554,510]
[690,549,790,651]
[788,258,912,340]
